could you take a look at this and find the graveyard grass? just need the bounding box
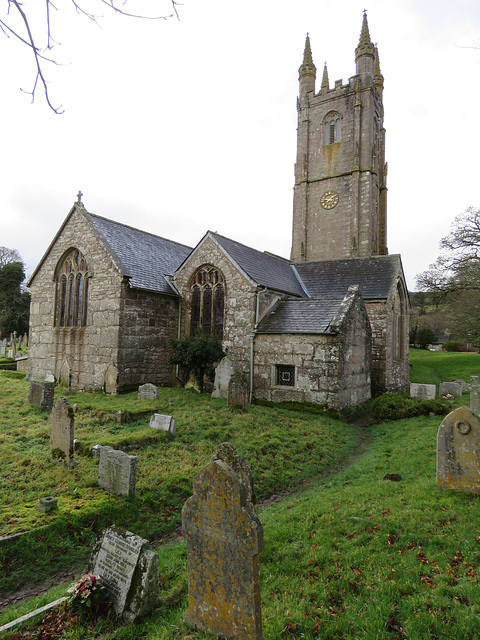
[0,349,479,639]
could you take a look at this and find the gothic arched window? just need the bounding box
[324,111,341,145]
[190,266,225,339]
[55,249,90,327]
[392,280,407,361]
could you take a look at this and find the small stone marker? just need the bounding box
[138,383,159,400]
[212,355,235,399]
[28,380,55,412]
[50,398,74,468]
[149,413,176,435]
[98,446,137,497]
[439,381,463,397]
[182,442,263,640]
[38,496,58,513]
[88,525,158,621]
[437,406,480,494]
[227,371,249,410]
[410,383,436,400]
[7,348,13,358]
[470,376,479,416]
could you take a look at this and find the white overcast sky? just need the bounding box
[0,0,479,290]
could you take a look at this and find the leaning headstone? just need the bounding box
[88,525,158,621]
[410,383,436,400]
[437,406,480,494]
[98,447,137,497]
[137,383,159,400]
[28,380,55,412]
[182,442,263,640]
[149,414,176,435]
[212,355,235,399]
[471,376,479,416]
[50,398,74,468]
[227,371,249,410]
[440,381,463,397]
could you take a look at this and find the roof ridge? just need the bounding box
[210,231,289,263]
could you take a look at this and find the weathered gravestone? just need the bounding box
[437,406,480,494]
[440,381,463,397]
[98,447,137,497]
[138,383,159,400]
[7,348,13,358]
[50,398,74,467]
[227,371,249,410]
[28,380,55,412]
[470,376,479,416]
[149,413,176,435]
[454,379,469,394]
[212,355,235,399]
[59,359,71,388]
[0,339,6,357]
[104,364,118,395]
[182,442,263,640]
[88,525,158,621]
[410,383,436,400]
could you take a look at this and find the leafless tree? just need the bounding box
[0,0,181,114]
[0,246,22,269]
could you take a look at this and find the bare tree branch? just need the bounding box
[1,0,181,113]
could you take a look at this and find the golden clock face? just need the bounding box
[320,190,339,210]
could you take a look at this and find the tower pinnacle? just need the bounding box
[298,34,316,96]
[355,11,375,77]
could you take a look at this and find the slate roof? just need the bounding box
[89,213,193,295]
[256,298,344,334]
[210,232,306,297]
[294,255,401,300]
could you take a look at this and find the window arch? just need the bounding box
[189,265,225,339]
[55,249,90,327]
[392,280,408,361]
[324,111,341,145]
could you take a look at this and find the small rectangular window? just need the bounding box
[276,365,295,387]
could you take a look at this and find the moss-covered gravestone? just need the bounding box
[49,398,74,468]
[437,406,480,494]
[182,443,263,640]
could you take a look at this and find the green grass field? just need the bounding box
[1,350,480,639]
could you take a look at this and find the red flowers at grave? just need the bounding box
[67,574,106,608]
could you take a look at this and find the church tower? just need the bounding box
[291,13,388,263]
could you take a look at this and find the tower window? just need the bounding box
[190,265,225,339]
[324,112,341,145]
[55,249,90,327]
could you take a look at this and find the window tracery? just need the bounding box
[55,249,90,327]
[190,265,225,339]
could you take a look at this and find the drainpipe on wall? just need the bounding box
[175,299,182,380]
[250,288,268,404]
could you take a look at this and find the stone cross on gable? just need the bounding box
[77,191,83,204]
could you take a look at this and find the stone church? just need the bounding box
[27,14,409,409]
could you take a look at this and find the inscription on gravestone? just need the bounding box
[439,381,463,397]
[89,525,158,620]
[138,383,159,400]
[182,442,263,640]
[437,406,480,494]
[98,447,137,497]
[410,383,436,401]
[149,414,176,435]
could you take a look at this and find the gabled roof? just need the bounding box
[294,255,402,300]
[208,232,306,297]
[256,298,343,334]
[88,213,192,295]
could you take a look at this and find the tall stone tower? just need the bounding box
[291,13,388,263]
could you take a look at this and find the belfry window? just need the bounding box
[190,266,225,340]
[324,112,341,144]
[55,249,90,327]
